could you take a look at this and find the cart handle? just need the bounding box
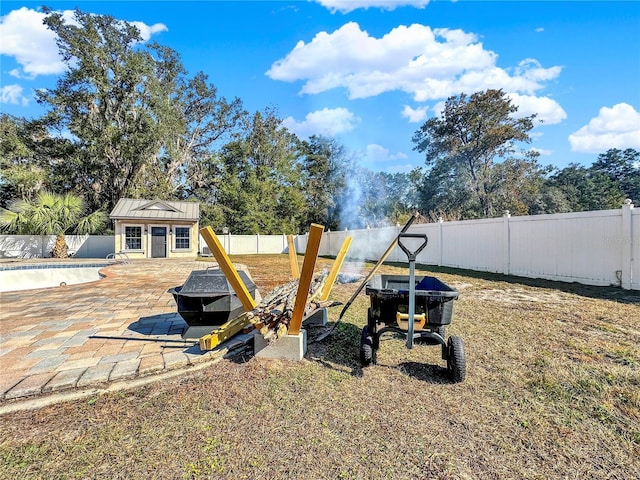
[397,233,428,262]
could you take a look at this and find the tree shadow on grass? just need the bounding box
[395,362,450,384]
[306,321,456,384]
[306,322,364,377]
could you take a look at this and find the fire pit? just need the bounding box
[168,268,257,338]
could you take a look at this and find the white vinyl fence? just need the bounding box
[199,233,290,256]
[299,202,639,291]
[2,203,637,290]
[0,235,114,259]
[0,233,292,259]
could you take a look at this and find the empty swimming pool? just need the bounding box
[0,263,109,293]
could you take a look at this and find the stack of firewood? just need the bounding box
[247,271,338,342]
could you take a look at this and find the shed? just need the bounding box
[110,199,200,259]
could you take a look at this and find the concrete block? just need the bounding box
[254,330,307,361]
[162,350,189,369]
[4,372,56,399]
[29,354,70,373]
[109,358,140,381]
[62,335,90,348]
[42,368,86,393]
[99,351,139,365]
[138,355,164,375]
[302,308,328,327]
[0,373,25,400]
[76,363,114,388]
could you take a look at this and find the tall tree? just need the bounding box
[212,110,305,234]
[590,148,640,204]
[412,89,537,218]
[0,115,45,205]
[547,164,625,211]
[300,135,348,230]
[0,191,106,257]
[37,8,189,213]
[167,72,248,199]
[377,172,419,223]
[486,153,552,216]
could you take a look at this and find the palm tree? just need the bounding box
[0,191,107,258]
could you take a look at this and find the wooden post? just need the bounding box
[287,234,300,279]
[199,226,257,311]
[320,236,352,301]
[288,223,324,335]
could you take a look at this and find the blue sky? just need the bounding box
[1,1,639,174]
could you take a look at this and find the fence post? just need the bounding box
[621,199,634,290]
[438,217,444,267]
[503,210,511,275]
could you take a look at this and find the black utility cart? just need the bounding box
[359,233,466,383]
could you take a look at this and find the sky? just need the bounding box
[1,0,639,174]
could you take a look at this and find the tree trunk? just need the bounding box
[52,233,68,258]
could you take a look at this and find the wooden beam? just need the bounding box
[288,223,324,335]
[320,236,352,301]
[199,313,251,351]
[287,234,300,279]
[199,226,257,311]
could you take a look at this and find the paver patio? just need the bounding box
[0,259,244,402]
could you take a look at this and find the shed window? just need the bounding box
[175,227,190,249]
[125,226,142,250]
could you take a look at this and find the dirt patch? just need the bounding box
[466,286,577,306]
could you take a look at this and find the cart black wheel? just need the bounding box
[360,343,373,366]
[360,326,374,367]
[436,325,446,339]
[446,336,466,383]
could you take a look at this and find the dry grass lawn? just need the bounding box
[1,254,639,479]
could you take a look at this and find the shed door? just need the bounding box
[151,227,167,258]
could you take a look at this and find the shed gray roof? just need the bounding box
[110,199,199,221]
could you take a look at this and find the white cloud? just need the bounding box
[9,68,25,79]
[1,84,29,105]
[531,147,552,156]
[365,144,408,163]
[0,7,167,78]
[431,100,446,117]
[282,107,360,138]
[529,131,544,140]
[130,21,168,42]
[316,0,430,14]
[507,93,567,125]
[402,105,428,123]
[569,103,640,153]
[0,7,66,77]
[266,22,562,109]
[514,59,562,85]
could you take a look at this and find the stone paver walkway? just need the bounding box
[0,259,242,403]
